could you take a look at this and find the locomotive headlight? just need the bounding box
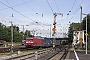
[30,42,33,43]
[26,42,28,43]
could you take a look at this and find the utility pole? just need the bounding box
[86,14,87,54]
[82,13,89,54]
[10,21,13,53]
[80,6,82,30]
[11,21,13,47]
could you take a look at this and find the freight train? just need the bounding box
[24,35,60,48]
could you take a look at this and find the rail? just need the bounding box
[6,45,69,60]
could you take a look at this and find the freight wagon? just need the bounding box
[24,35,60,48]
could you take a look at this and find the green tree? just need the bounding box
[81,14,90,48]
[68,22,80,44]
[0,22,32,42]
[81,14,90,33]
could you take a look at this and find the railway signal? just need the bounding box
[52,28,56,31]
[79,38,83,42]
[52,13,63,48]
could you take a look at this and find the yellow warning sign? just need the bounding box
[85,33,88,36]
[52,28,56,31]
[79,38,83,42]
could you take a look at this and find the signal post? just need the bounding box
[52,13,63,48]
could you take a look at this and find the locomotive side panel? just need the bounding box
[24,36,44,48]
[36,37,44,46]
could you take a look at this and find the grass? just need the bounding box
[0,48,45,56]
[0,42,22,48]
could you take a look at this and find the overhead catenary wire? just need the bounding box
[5,0,50,26]
[67,0,76,16]
[70,0,85,20]
[0,2,38,23]
[0,1,52,28]
[5,0,14,18]
[53,0,60,12]
[1,2,50,30]
[0,12,33,25]
[46,0,54,13]
[1,0,44,25]
[65,0,76,24]
[21,0,38,14]
[0,0,35,10]
[0,0,53,25]
[70,0,76,12]
[22,0,50,25]
[5,0,11,6]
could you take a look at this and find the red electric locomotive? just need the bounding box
[24,35,44,48]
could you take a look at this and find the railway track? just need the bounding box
[5,45,69,60]
[0,46,29,53]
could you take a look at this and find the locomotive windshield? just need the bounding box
[26,38,33,40]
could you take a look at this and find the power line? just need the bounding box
[46,0,54,13]
[4,0,45,24]
[0,0,35,10]
[0,1,48,27]
[53,0,60,12]
[0,12,31,24]
[71,0,85,20]
[67,0,76,15]
[22,0,50,25]
[5,0,14,17]
[5,0,11,6]
[0,2,37,22]
[21,0,37,14]
[2,0,40,24]
[70,0,76,12]
[0,1,53,28]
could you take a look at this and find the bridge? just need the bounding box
[55,38,69,40]
[49,38,69,40]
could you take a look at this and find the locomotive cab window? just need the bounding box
[26,38,33,40]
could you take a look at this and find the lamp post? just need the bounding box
[85,14,87,54]
[82,13,88,54]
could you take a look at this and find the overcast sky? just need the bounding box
[0,0,90,37]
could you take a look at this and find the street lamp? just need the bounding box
[82,13,88,54]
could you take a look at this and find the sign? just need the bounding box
[85,33,88,36]
[79,38,83,42]
[52,28,56,31]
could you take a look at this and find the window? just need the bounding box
[26,38,33,40]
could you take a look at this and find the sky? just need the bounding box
[0,0,90,38]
